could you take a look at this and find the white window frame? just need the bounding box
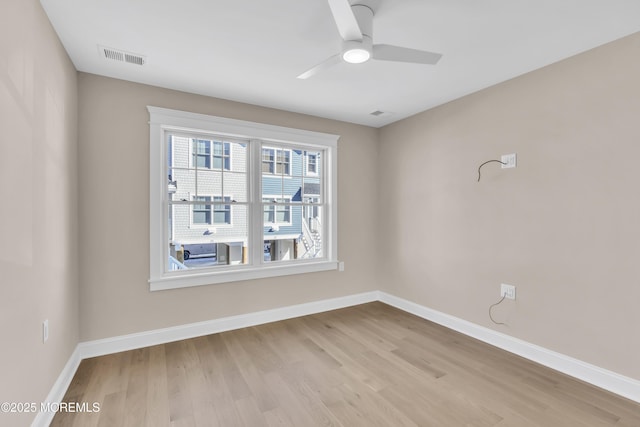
[148,106,339,291]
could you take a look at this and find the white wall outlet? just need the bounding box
[43,319,49,343]
[501,153,517,169]
[338,261,345,272]
[501,284,516,300]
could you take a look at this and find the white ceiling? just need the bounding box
[40,0,640,127]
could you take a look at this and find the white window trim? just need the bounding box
[148,106,339,291]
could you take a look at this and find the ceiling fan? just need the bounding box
[297,0,442,79]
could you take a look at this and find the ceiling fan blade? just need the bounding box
[327,0,362,41]
[373,44,442,65]
[297,54,342,79]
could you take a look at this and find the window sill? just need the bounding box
[149,260,339,291]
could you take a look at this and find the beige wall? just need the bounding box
[0,0,79,425]
[77,73,379,341]
[378,32,640,380]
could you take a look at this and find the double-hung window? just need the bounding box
[149,107,339,290]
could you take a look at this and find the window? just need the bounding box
[306,152,318,176]
[263,197,291,224]
[192,196,231,225]
[192,196,212,224]
[213,196,231,224]
[262,147,291,175]
[192,139,230,170]
[149,107,339,290]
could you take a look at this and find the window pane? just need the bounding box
[263,198,274,224]
[212,141,223,156]
[193,210,210,224]
[276,205,290,223]
[275,149,290,175]
[213,210,228,224]
[212,156,223,169]
[262,148,274,162]
[193,196,211,224]
[262,148,274,174]
[211,141,231,171]
[306,151,319,175]
[213,196,231,225]
[193,139,211,169]
[168,204,248,271]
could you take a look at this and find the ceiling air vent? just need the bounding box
[99,45,146,66]
[370,110,394,117]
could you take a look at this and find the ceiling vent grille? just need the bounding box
[99,46,146,66]
[370,110,394,117]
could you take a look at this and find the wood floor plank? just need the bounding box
[122,348,149,427]
[145,344,170,427]
[51,302,640,427]
[219,332,279,413]
[233,396,268,427]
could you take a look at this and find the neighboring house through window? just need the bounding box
[148,106,339,290]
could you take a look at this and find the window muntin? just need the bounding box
[149,106,338,290]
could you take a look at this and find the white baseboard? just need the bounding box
[378,291,640,404]
[78,291,379,359]
[37,288,639,426]
[31,345,82,427]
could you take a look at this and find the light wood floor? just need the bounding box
[52,302,640,426]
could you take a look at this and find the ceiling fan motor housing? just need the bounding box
[341,4,374,62]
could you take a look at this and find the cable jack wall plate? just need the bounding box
[501,153,517,168]
[501,284,516,300]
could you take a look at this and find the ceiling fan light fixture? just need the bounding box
[343,48,370,63]
[342,37,372,64]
